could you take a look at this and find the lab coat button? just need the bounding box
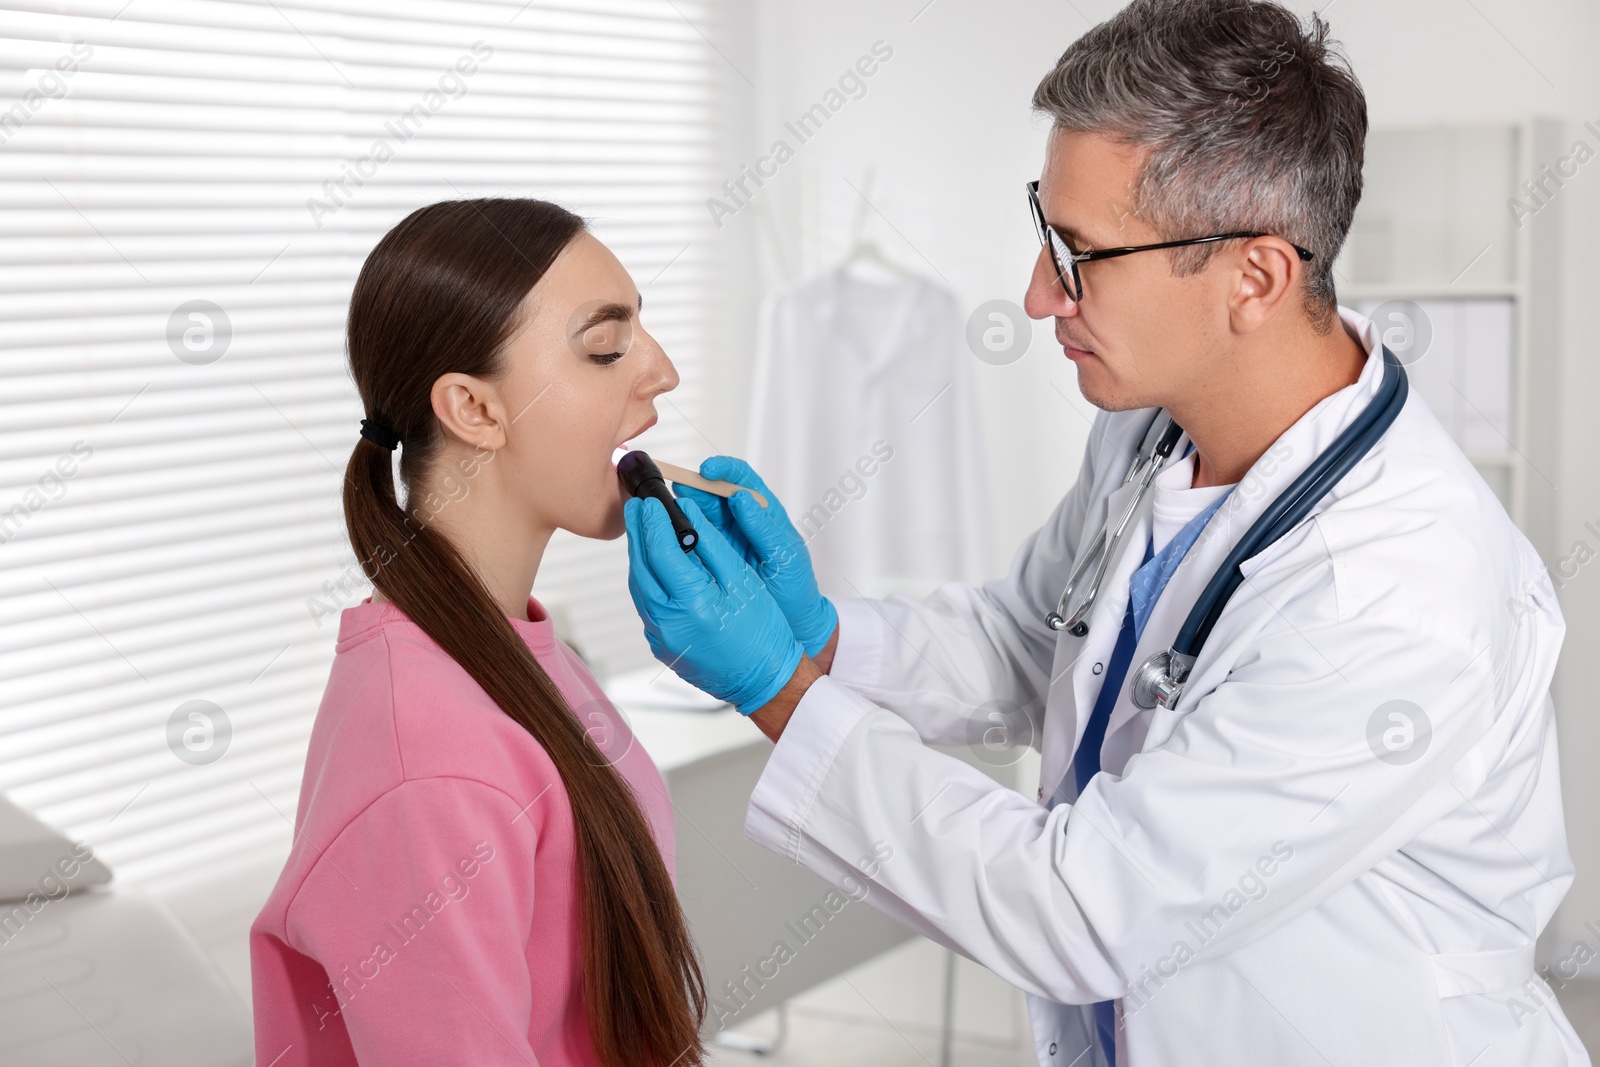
[1037,786,1044,800]
[1049,1042,1057,1055]
[1092,662,1104,675]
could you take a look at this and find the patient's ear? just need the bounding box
[430,372,508,451]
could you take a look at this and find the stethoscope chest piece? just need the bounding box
[1130,648,1194,710]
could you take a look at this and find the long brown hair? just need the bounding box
[341,198,706,1067]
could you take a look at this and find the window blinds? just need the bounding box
[0,0,719,896]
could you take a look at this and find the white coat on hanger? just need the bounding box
[747,265,990,598]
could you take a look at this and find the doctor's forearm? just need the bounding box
[749,655,823,743]
[742,675,1125,1003]
[813,621,839,674]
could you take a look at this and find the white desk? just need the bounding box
[0,891,252,1066]
[607,667,919,1031]
[607,667,1017,1035]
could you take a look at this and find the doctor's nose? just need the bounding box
[1023,246,1080,322]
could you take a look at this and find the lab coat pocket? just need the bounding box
[1428,944,1534,998]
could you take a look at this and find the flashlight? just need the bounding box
[616,449,698,552]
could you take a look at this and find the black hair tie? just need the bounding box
[360,418,399,451]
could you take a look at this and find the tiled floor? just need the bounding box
[706,1007,1037,1067]
[704,981,1600,1067]
[193,878,1600,1067]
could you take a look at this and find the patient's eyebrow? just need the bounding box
[570,300,636,337]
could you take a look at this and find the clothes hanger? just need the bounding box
[752,197,795,286]
[837,167,922,282]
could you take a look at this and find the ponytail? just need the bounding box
[342,199,706,1067]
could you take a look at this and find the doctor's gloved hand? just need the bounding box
[671,456,839,658]
[624,495,805,715]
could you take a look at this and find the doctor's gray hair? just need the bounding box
[1032,0,1366,330]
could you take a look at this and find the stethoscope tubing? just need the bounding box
[1049,414,1183,634]
[1174,345,1408,658]
[1048,346,1409,666]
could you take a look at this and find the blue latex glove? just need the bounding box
[624,494,805,715]
[671,456,839,658]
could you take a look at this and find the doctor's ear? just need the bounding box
[430,372,510,452]
[1227,236,1303,334]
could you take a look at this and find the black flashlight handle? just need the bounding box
[617,450,698,552]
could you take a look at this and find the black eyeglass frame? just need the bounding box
[1027,180,1315,302]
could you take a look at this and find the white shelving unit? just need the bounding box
[1336,118,1564,562]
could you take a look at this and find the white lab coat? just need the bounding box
[744,307,1587,1066]
[747,267,991,595]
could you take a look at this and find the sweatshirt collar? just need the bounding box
[336,593,557,654]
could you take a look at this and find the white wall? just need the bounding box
[711,0,1600,1002]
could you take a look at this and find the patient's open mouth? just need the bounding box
[617,414,657,449]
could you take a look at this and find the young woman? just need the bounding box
[249,199,706,1066]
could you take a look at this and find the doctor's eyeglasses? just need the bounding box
[1026,180,1315,303]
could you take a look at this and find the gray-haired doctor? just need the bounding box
[622,0,1585,1063]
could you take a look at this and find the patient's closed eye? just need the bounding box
[577,315,632,365]
[565,296,639,364]
[581,322,629,364]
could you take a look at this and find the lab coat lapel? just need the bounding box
[1097,485,1232,764]
[1038,476,1154,807]
[1099,327,1391,766]
[866,278,923,380]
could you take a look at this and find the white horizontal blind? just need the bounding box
[0,0,720,896]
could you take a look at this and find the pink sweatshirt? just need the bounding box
[250,594,674,1065]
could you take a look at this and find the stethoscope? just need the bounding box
[1046,345,1409,712]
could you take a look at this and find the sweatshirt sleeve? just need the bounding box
[283,776,542,1063]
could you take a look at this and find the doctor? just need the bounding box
[623,0,1585,1063]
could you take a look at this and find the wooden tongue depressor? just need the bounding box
[611,445,769,507]
[654,459,769,508]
